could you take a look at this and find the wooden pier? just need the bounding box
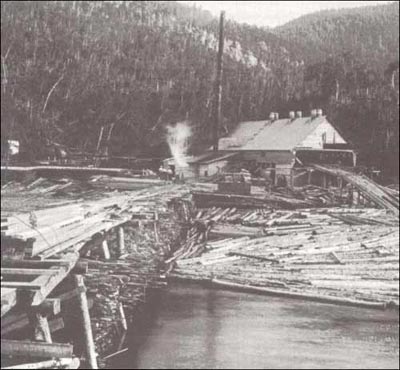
[1,177,190,369]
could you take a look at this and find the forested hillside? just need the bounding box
[275,1,399,70]
[1,1,399,178]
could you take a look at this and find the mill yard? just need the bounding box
[0,161,399,369]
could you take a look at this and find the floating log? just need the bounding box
[211,279,388,309]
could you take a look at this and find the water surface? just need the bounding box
[113,283,399,369]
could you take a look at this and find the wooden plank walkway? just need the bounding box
[1,253,79,315]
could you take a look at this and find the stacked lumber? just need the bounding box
[89,175,166,191]
[1,203,127,259]
[1,184,190,260]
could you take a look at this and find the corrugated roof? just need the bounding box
[219,116,327,151]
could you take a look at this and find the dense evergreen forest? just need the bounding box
[1,1,399,179]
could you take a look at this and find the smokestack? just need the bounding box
[317,108,323,116]
[289,111,295,120]
[311,109,317,119]
[296,111,302,118]
[213,10,225,152]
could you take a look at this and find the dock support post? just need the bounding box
[73,275,98,369]
[101,238,110,260]
[30,313,52,343]
[117,227,125,256]
[322,173,327,188]
[118,302,128,331]
[154,212,159,244]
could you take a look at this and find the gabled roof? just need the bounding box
[218,115,328,151]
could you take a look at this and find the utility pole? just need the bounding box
[213,10,225,151]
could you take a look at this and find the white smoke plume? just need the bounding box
[166,121,191,168]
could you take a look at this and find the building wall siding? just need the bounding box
[239,151,295,165]
[199,160,229,177]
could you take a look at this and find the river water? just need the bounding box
[112,283,399,369]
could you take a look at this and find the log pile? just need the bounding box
[192,190,315,209]
[169,205,400,309]
[191,184,357,210]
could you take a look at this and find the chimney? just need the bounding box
[296,111,302,118]
[289,111,295,120]
[311,109,317,118]
[269,112,276,121]
[317,108,323,116]
[275,112,279,120]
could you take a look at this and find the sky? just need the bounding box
[179,1,392,28]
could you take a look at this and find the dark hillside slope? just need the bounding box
[275,2,399,71]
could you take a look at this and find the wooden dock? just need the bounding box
[1,179,190,369]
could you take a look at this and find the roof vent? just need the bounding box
[269,112,276,121]
[311,109,318,118]
[296,111,302,118]
[317,108,323,116]
[289,111,295,120]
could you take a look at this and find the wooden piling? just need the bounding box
[117,227,125,256]
[101,238,110,260]
[322,173,327,188]
[118,302,127,331]
[73,275,98,369]
[153,212,159,244]
[30,313,52,343]
[307,169,312,185]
